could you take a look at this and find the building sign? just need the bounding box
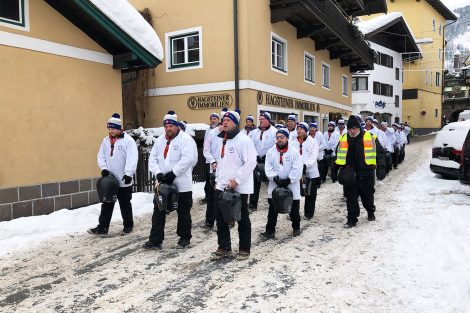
[256,91,320,112]
[187,94,233,110]
[374,100,386,109]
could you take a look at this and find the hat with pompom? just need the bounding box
[163,110,179,127]
[223,110,240,125]
[107,113,122,130]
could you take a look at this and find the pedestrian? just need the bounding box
[89,113,138,236]
[309,122,326,185]
[336,118,347,137]
[380,122,395,172]
[201,112,221,205]
[292,122,320,220]
[210,110,257,261]
[143,111,197,250]
[403,122,411,144]
[249,111,277,211]
[331,115,386,228]
[323,121,340,181]
[242,114,256,141]
[286,113,298,141]
[391,123,401,168]
[260,127,303,240]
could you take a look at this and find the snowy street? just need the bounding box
[1,135,469,313]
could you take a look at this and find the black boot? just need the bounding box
[343,220,356,228]
[259,231,275,241]
[87,226,108,236]
[367,212,376,221]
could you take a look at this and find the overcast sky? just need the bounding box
[441,0,469,11]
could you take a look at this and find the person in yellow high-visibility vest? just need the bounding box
[331,115,386,228]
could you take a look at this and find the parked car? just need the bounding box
[458,110,470,122]
[430,120,470,178]
[459,128,470,185]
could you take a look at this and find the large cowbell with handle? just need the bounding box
[154,183,179,213]
[272,187,293,214]
[218,189,242,223]
[254,163,268,183]
[300,175,311,197]
[96,175,120,203]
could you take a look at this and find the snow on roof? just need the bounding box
[415,38,433,44]
[356,12,404,35]
[90,0,163,61]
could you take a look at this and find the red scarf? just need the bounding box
[220,133,228,158]
[276,145,288,164]
[297,137,304,155]
[109,135,119,156]
[163,135,172,159]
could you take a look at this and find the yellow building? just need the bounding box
[383,0,457,134]
[129,0,387,130]
[0,0,162,220]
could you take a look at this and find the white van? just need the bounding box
[430,120,470,178]
[458,110,470,122]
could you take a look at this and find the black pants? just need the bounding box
[148,191,193,244]
[392,147,399,169]
[203,163,211,199]
[266,198,300,233]
[304,177,319,218]
[385,152,392,173]
[249,174,261,208]
[215,189,251,252]
[400,146,405,163]
[344,175,375,223]
[205,183,216,226]
[98,186,133,229]
[319,159,327,183]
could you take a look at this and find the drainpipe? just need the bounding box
[441,19,457,128]
[233,0,240,110]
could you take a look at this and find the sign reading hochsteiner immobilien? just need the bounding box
[187,94,233,110]
[256,91,320,112]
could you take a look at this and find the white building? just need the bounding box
[352,13,421,124]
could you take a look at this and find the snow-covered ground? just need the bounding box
[0,136,469,312]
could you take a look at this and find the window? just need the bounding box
[376,52,393,68]
[439,24,442,36]
[432,19,436,32]
[395,68,400,80]
[271,33,287,73]
[342,75,348,96]
[0,0,28,30]
[395,95,399,108]
[435,109,438,118]
[373,81,393,97]
[304,53,315,83]
[425,70,428,85]
[352,77,368,91]
[436,72,441,86]
[165,27,202,71]
[322,63,330,88]
[430,71,433,86]
[438,48,442,60]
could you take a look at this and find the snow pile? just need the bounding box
[356,12,404,35]
[0,182,205,257]
[90,0,163,61]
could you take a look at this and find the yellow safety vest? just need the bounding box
[336,131,377,166]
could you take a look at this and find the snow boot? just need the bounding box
[259,231,275,241]
[367,212,376,221]
[143,241,162,250]
[121,227,133,235]
[210,247,233,261]
[236,250,250,261]
[343,221,356,228]
[293,229,301,237]
[176,238,190,249]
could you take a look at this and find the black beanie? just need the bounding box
[347,115,362,129]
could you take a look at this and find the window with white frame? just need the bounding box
[271,34,287,72]
[304,53,314,83]
[0,0,28,30]
[322,63,330,88]
[342,75,348,96]
[436,72,441,86]
[168,30,200,69]
[352,76,368,91]
[438,48,442,60]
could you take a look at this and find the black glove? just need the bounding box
[122,175,132,184]
[164,171,176,184]
[101,169,109,177]
[156,173,165,183]
[257,156,266,163]
[376,167,386,181]
[273,176,281,186]
[279,178,291,188]
[303,164,307,174]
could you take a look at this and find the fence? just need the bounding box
[132,132,207,193]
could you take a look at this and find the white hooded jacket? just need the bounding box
[323,130,340,156]
[252,125,277,157]
[265,145,303,200]
[97,132,138,187]
[149,131,197,193]
[290,135,319,178]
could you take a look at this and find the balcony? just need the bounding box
[270,0,378,72]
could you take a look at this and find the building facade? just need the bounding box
[129,0,386,131]
[0,0,162,221]
[378,0,457,135]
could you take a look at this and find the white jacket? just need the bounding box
[97,132,138,187]
[203,126,222,165]
[149,131,196,192]
[288,128,298,142]
[203,126,217,164]
[384,127,396,152]
[215,131,257,194]
[324,130,340,156]
[310,131,326,160]
[265,145,303,200]
[242,127,256,142]
[376,129,387,152]
[252,125,277,157]
[290,136,319,178]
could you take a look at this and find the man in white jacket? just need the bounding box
[309,122,326,185]
[286,113,298,142]
[210,110,257,261]
[249,111,277,211]
[143,111,197,250]
[242,115,256,141]
[201,112,221,205]
[260,127,303,239]
[292,122,320,220]
[380,122,395,173]
[89,113,138,236]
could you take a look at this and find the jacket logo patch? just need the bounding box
[117,146,124,151]
[173,145,179,150]
[284,156,290,161]
[229,147,235,153]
